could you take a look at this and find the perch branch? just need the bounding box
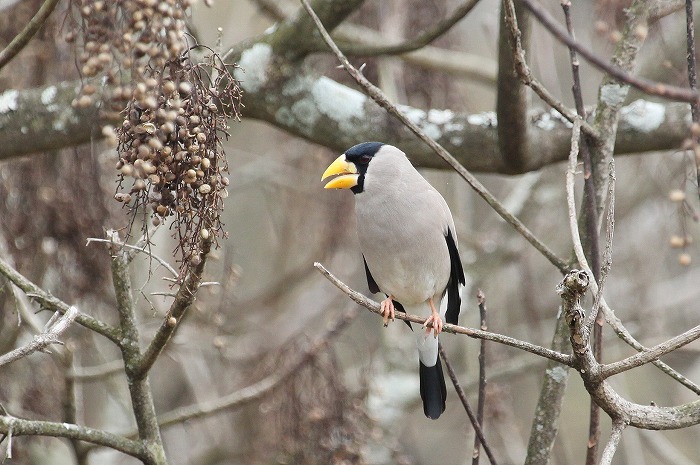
[599,420,627,465]
[314,262,573,365]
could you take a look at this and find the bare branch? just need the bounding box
[559,270,700,430]
[0,413,145,459]
[338,0,481,56]
[0,256,121,343]
[522,0,700,103]
[599,324,700,379]
[134,238,212,377]
[0,0,62,70]
[439,342,498,465]
[599,420,627,465]
[0,306,78,367]
[314,262,573,366]
[155,303,358,429]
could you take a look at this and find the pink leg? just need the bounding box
[380,295,396,327]
[423,297,443,338]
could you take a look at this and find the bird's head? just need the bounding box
[321,142,386,194]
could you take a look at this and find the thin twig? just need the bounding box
[314,262,573,366]
[86,237,178,278]
[0,257,121,343]
[154,305,359,430]
[68,360,125,381]
[134,238,212,378]
[0,0,61,70]
[300,0,569,274]
[599,419,627,465]
[522,0,700,104]
[339,0,481,56]
[439,343,498,465]
[472,290,488,465]
[0,306,78,367]
[598,324,700,380]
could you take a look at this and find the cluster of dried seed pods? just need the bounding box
[115,56,240,272]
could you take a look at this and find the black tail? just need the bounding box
[419,357,447,419]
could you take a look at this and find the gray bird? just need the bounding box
[321,142,465,419]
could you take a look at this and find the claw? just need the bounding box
[423,298,443,338]
[380,296,396,327]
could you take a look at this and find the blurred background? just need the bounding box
[0,1,699,464]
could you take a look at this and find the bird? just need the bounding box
[321,142,465,419]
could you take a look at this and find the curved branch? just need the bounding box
[559,270,700,431]
[134,238,212,377]
[338,0,481,56]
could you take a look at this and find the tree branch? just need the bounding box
[0,0,62,70]
[338,0,481,56]
[0,306,78,367]
[599,420,627,465]
[314,262,573,365]
[522,0,699,103]
[0,255,121,343]
[134,238,211,378]
[0,414,145,459]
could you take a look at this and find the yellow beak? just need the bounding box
[321,154,359,189]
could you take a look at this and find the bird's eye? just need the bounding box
[358,155,372,164]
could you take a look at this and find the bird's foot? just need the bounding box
[424,298,443,338]
[380,296,396,327]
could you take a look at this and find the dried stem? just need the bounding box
[685,0,700,200]
[472,290,488,465]
[439,342,498,465]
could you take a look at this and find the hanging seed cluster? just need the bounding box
[64,0,243,273]
[114,54,242,274]
[67,0,193,112]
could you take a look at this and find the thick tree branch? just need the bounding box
[497,0,532,172]
[107,233,166,465]
[559,270,700,430]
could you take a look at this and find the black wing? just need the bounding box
[444,228,465,325]
[363,255,380,293]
